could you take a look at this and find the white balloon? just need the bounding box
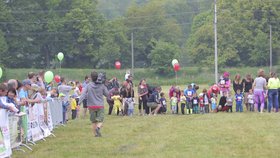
[172,59,179,66]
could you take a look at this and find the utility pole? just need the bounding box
[131,32,134,76]
[214,0,218,84]
[270,25,272,72]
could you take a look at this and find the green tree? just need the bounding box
[187,0,280,67]
[148,39,181,75]
[124,1,183,67]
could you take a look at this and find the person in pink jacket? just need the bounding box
[218,72,231,96]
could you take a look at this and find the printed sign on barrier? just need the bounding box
[46,102,53,131]
[8,115,21,149]
[28,104,44,142]
[38,103,51,137]
[0,109,12,158]
[0,129,6,157]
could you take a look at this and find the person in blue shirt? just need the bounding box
[235,89,244,112]
[184,85,195,114]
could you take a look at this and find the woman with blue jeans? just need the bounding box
[252,69,267,113]
[267,72,279,112]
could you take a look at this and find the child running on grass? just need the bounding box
[170,92,178,114]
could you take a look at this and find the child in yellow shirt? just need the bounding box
[111,91,122,115]
[70,95,78,120]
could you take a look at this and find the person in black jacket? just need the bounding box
[147,86,161,115]
[217,91,228,112]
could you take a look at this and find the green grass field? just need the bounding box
[12,113,280,158]
[12,85,280,158]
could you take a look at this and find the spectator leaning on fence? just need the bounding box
[78,71,109,137]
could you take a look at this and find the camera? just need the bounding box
[95,72,106,84]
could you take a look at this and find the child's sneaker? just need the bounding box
[95,127,101,137]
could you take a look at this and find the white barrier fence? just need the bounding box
[0,99,63,158]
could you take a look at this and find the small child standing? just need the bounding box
[235,89,243,112]
[202,89,210,113]
[192,93,199,114]
[211,94,217,112]
[184,85,194,114]
[159,92,167,114]
[226,92,233,112]
[60,93,69,124]
[70,95,78,120]
[111,91,122,115]
[199,93,205,114]
[180,91,186,114]
[126,98,134,116]
[170,92,178,114]
[247,89,254,112]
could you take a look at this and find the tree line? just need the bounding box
[0,0,279,72]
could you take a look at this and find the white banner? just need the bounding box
[46,102,53,131]
[0,109,11,158]
[8,115,21,149]
[37,103,51,137]
[28,104,44,142]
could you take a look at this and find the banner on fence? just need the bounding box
[28,104,44,142]
[8,115,21,149]
[38,103,51,137]
[46,102,53,131]
[0,109,11,158]
[49,99,63,127]
[0,129,6,157]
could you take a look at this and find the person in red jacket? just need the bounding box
[207,84,220,98]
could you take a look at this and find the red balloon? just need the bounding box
[173,63,180,72]
[115,61,121,69]
[54,75,61,83]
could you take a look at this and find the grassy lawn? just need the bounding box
[13,113,280,158]
[12,85,280,158]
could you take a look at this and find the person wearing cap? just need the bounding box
[19,79,32,105]
[218,72,231,96]
[78,71,109,137]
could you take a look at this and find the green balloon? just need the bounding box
[44,71,54,83]
[0,67,2,79]
[57,52,64,61]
